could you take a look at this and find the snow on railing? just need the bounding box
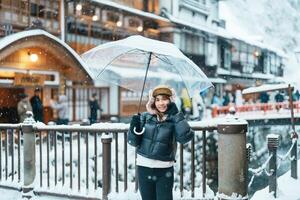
[277,138,297,169]
[248,134,298,198]
[248,154,273,188]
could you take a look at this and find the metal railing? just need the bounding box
[0,124,22,186]
[248,132,298,198]
[0,113,249,200]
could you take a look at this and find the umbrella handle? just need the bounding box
[138,52,152,114]
[133,127,145,135]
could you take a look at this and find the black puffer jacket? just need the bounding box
[128,110,194,161]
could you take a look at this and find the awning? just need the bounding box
[217,68,275,80]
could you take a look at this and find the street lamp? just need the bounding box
[92,15,99,21]
[116,21,122,27]
[30,54,38,62]
[28,52,38,62]
[76,3,82,11]
[137,25,143,32]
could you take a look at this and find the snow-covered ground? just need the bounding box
[1,160,300,199]
[251,160,300,200]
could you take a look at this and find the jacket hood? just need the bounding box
[146,87,176,115]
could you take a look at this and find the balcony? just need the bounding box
[277,66,284,77]
[231,61,243,73]
[253,64,264,73]
[179,0,209,15]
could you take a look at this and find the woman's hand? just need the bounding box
[165,102,179,115]
[130,114,145,135]
[130,114,141,131]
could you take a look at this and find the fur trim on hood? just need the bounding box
[146,86,176,115]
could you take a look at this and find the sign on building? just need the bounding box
[14,73,45,86]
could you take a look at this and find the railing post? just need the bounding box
[246,143,252,190]
[288,84,298,179]
[217,118,248,200]
[101,133,112,200]
[246,144,252,163]
[47,121,55,150]
[267,134,279,198]
[21,111,36,199]
[291,135,298,179]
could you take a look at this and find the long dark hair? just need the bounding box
[151,94,171,120]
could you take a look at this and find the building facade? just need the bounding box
[0,0,285,122]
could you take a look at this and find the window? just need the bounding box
[114,0,143,10]
[67,1,74,15]
[224,49,231,69]
[239,42,248,64]
[82,4,95,17]
[270,53,277,74]
[248,46,255,64]
[128,18,140,27]
[147,0,158,13]
[181,33,205,55]
[104,11,120,23]
[38,5,45,18]
[30,3,38,16]
[231,40,240,62]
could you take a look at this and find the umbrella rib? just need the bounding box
[152,54,173,65]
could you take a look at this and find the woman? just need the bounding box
[128,85,194,200]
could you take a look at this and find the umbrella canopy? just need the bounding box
[82,35,213,112]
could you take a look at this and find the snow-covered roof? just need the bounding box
[218,1,287,58]
[91,0,170,22]
[242,83,292,94]
[161,9,222,37]
[0,29,94,81]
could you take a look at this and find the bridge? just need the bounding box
[212,101,300,126]
[0,112,298,199]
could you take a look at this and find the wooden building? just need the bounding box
[0,29,112,123]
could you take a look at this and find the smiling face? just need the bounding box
[154,95,170,113]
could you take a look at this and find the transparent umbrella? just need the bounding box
[82,35,213,113]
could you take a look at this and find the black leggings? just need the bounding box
[137,166,174,200]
